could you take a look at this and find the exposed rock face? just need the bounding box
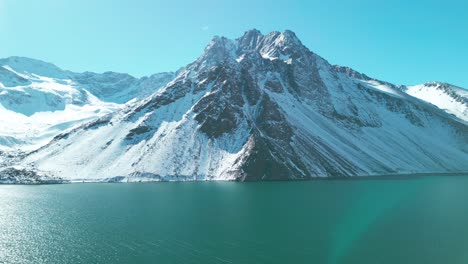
[8,30,468,182]
[0,167,64,184]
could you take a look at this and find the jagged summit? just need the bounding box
[199,29,309,68]
[237,29,303,49]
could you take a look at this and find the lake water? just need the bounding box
[1,176,468,264]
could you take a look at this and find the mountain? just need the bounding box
[402,82,468,122]
[3,30,468,183]
[332,67,468,121]
[70,71,175,104]
[0,57,172,152]
[0,57,175,103]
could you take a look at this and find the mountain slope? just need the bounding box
[71,71,175,104]
[403,82,468,122]
[0,57,174,103]
[333,67,468,123]
[14,29,468,182]
[0,57,173,152]
[0,62,120,151]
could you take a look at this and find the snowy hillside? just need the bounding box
[0,57,172,152]
[0,57,174,103]
[71,71,175,104]
[10,29,467,183]
[334,67,468,123]
[403,82,468,122]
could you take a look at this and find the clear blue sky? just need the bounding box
[1,0,467,87]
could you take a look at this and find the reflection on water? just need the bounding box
[330,179,421,264]
[1,176,468,264]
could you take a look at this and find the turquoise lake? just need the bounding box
[1,176,468,264]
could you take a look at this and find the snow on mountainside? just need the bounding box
[403,82,468,122]
[333,66,468,122]
[0,57,175,103]
[71,71,175,104]
[10,29,467,183]
[0,57,172,152]
[0,63,120,152]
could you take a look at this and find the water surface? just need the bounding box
[1,176,468,264]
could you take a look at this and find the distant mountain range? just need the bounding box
[0,56,174,152]
[0,29,467,183]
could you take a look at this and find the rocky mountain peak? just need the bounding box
[236,29,306,61]
[237,29,263,50]
[5,30,467,183]
[195,29,309,70]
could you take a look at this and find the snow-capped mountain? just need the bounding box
[0,57,172,152]
[71,71,175,104]
[7,29,465,183]
[0,57,175,103]
[332,66,468,122]
[402,82,468,122]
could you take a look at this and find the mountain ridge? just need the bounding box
[0,56,176,104]
[1,29,467,183]
[0,57,174,152]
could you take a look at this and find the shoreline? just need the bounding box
[1,171,468,185]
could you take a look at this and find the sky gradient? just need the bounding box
[1,0,467,87]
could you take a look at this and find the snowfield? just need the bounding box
[404,82,468,122]
[0,57,173,152]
